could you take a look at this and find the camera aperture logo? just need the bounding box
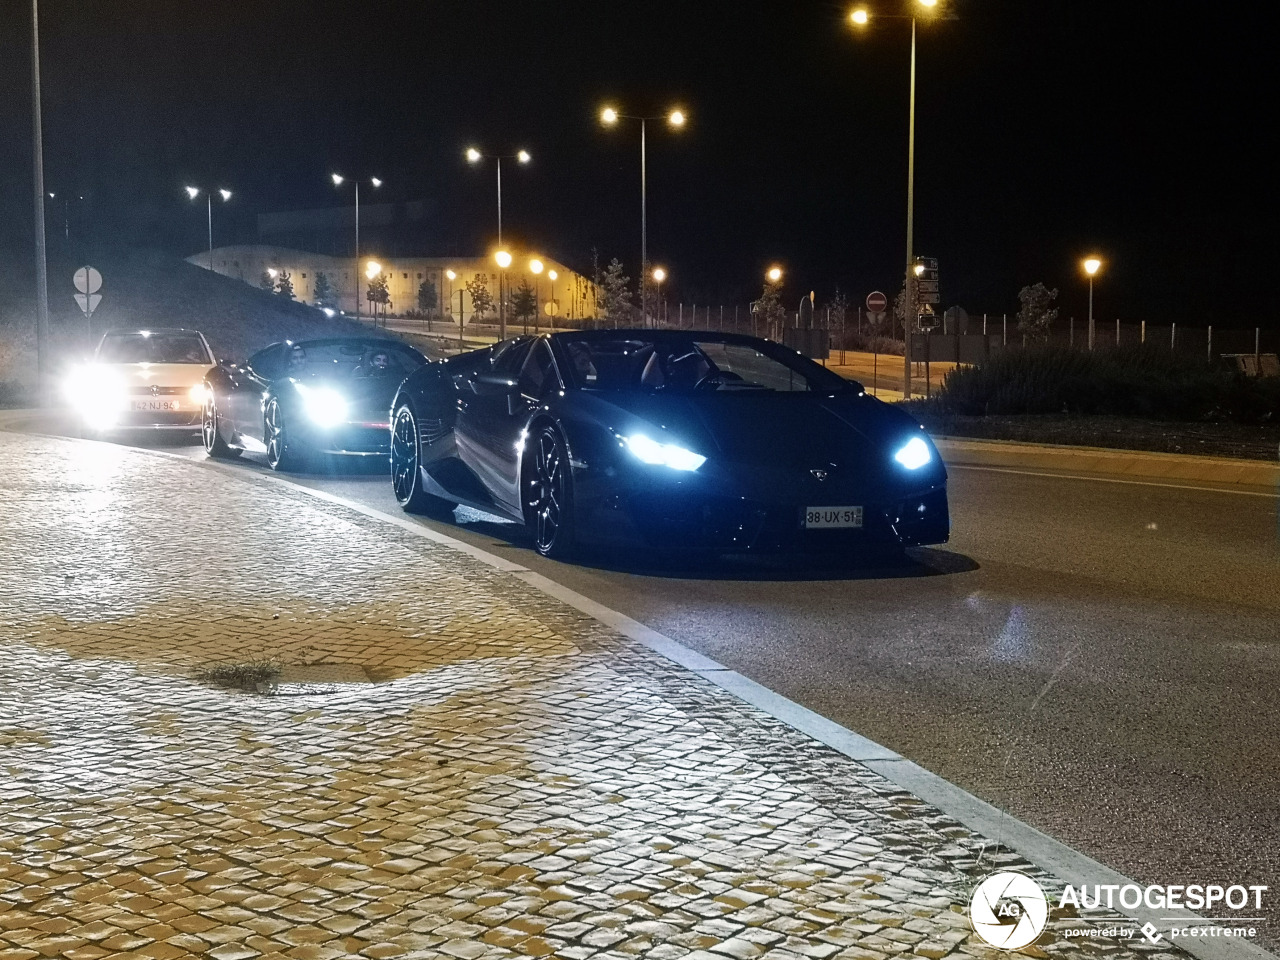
[969,872,1050,949]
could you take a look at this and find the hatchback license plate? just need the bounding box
[130,399,181,412]
[804,506,863,529]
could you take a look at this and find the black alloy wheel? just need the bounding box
[264,398,300,471]
[391,405,456,517]
[525,424,575,559]
[202,397,240,459]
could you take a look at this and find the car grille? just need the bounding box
[127,385,187,396]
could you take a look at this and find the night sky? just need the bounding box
[0,0,1272,326]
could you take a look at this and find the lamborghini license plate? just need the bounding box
[803,506,863,529]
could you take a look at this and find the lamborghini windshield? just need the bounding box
[557,336,851,394]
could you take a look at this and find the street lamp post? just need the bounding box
[495,250,513,340]
[31,0,50,393]
[331,174,382,320]
[600,106,685,322]
[1083,257,1102,351]
[850,0,946,400]
[185,186,232,271]
[446,269,462,347]
[467,148,531,248]
[548,269,559,325]
[651,267,667,329]
[529,258,544,334]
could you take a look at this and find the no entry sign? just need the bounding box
[866,291,887,313]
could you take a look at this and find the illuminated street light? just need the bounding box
[847,0,950,397]
[598,104,689,319]
[914,262,926,276]
[652,267,667,283]
[365,260,382,279]
[529,259,544,275]
[1083,257,1103,350]
[184,185,232,270]
[767,266,783,284]
[467,147,532,247]
[267,268,279,278]
[331,173,382,320]
[494,250,513,269]
[445,269,456,281]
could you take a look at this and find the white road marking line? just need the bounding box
[951,463,1280,498]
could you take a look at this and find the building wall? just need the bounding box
[189,245,601,324]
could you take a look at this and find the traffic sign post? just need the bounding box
[73,266,103,349]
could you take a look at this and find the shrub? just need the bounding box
[928,343,1280,423]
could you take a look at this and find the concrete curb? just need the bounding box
[935,436,1280,488]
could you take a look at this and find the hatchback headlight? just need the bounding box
[894,436,932,470]
[295,383,348,427]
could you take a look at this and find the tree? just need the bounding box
[511,278,538,334]
[1016,282,1059,341]
[366,273,390,320]
[465,274,493,323]
[312,271,337,310]
[417,278,437,315]
[828,287,849,331]
[259,271,275,292]
[752,279,784,338]
[600,258,633,327]
[893,282,911,340]
[275,271,295,300]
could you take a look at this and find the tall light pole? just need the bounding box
[185,186,232,271]
[1083,257,1102,351]
[850,0,946,399]
[651,267,667,328]
[466,148,531,248]
[495,249,513,340]
[31,0,50,393]
[529,258,544,334]
[332,173,382,320]
[600,105,686,321]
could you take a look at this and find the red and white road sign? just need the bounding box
[866,291,887,313]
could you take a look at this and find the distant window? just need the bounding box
[301,273,307,279]
[403,273,408,279]
[417,273,423,280]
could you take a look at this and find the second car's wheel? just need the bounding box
[391,404,456,517]
[202,398,240,459]
[264,398,303,471]
[525,424,576,560]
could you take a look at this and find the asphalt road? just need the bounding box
[14,415,1280,939]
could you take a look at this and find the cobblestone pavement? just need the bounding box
[0,431,1196,960]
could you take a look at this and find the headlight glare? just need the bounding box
[63,365,126,419]
[894,436,932,470]
[189,383,210,405]
[623,433,706,471]
[296,383,348,427]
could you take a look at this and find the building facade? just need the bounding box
[189,245,601,325]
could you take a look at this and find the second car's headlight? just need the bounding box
[295,383,348,428]
[63,365,125,414]
[622,433,706,472]
[894,436,932,470]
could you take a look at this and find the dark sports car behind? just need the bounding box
[203,337,427,470]
[389,330,948,559]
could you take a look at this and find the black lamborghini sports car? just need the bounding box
[388,330,948,559]
[202,337,427,470]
